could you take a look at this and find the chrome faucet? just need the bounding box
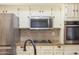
[23,39,37,55]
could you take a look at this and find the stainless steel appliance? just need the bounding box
[65,21,79,44]
[0,13,19,55]
[29,16,53,30]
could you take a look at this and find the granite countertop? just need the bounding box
[30,43,53,46]
[16,42,64,47]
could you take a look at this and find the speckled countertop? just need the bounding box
[16,42,63,47]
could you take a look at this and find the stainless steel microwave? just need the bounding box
[29,16,53,30]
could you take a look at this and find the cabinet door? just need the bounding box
[65,4,75,17]
[64,51,79,55]
[41,7,51,16]
[16,46,30,55]
[64,45,79,51]
[53,46,64,55]
[74,4,79,17]
[40,46,53,55]
[30,7,41,16]
[30,6,51,16]
[0,6,8,13]
[74,4,77,17]
[53,10,61,28]
[19,12,30,28]
[64,45,79,55]
[53,46,64,52]
[37,46,53,55]
[54,52,64,55]
[77,4,79,17]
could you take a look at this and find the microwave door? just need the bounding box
[31,19,48,28]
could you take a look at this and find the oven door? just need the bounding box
[65,25,79,44]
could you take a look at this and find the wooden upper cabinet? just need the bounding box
[65,3,79,17]
[65,4,75,17]
[29,6,51,16]
[29,7,41,16]
[76,4,79,17]
[40,7,51,16]
[51,7,61,28]
[19,12,30,28]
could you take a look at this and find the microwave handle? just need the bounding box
[48,18,49,27]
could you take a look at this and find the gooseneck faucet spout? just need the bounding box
[23,39,37,55]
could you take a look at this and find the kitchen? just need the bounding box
[0,3,79,55]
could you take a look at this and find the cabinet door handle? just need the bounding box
[39,10,41,13]
[73,10,75,12]
[57,46,61,48]
[74,52,78,55]
[76,10,78,12]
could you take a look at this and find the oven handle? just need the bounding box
[65,25,79,27]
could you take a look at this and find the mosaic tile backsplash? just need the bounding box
[20,29,60,45]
